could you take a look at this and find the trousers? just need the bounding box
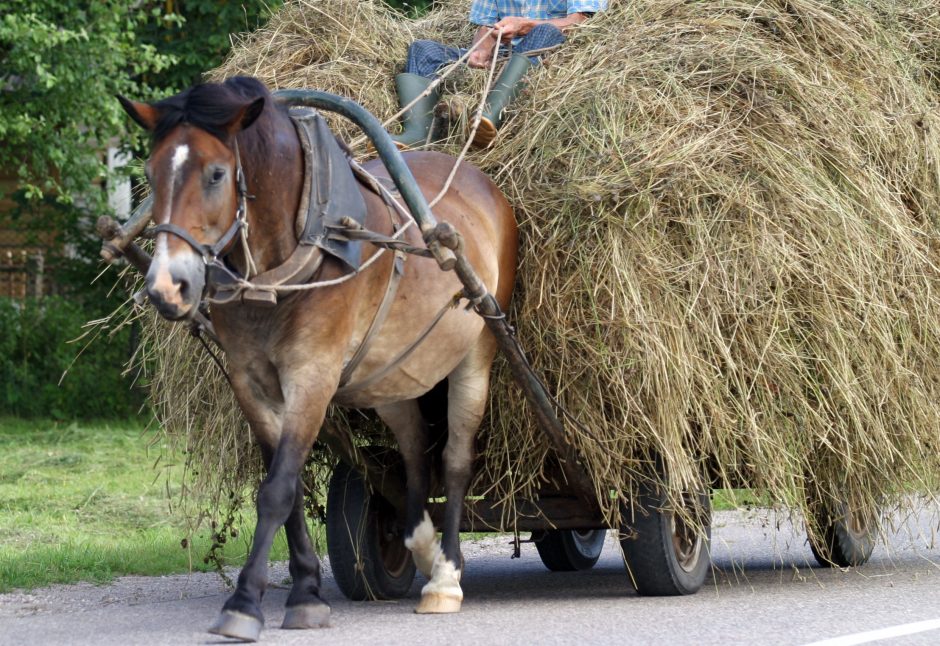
[404,23,566,79]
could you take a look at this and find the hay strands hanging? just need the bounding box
[97,88,602,515]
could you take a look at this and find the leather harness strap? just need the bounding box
[336,163,412,389]
[335,292,463,398]
[337,249,405,388]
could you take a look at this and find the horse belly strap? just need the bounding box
[337,250,406,388]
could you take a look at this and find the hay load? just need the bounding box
[142,0,940,536]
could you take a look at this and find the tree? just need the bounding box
[136,0,284,94]
[0,1,285,301]
[0,2,173,208]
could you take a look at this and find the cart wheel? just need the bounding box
[533,529,607,571]
[808,501,876,568]
[326,459,416,601]
[619,482,711,596]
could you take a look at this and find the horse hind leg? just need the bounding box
[416,334,497,614]
[375,400,438,579]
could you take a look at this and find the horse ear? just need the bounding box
[230,97,265,134]
[117,95,160,132]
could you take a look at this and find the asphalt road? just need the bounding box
[2,506,939,646]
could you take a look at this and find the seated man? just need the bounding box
[392,0,607,149]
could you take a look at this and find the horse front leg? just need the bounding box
[209,369,330,641]
[280,473,331,630]
[416,337,496,614]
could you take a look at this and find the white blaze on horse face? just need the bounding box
[149,143,193,308]
[171,144,189,175]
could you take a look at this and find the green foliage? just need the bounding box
[0,0,292,296]
[385,0,434,16]
[0,1,173,208]
[136,0,284,93]
[0,298,145,419]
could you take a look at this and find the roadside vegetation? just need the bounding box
[0,419,294,593]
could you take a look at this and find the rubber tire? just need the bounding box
[809,502,876,568]
[326,459,416,601]
[619,483,711,596]
[534,529,607,571]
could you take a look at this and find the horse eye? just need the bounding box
[209,168,226,185]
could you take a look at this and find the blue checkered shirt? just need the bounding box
[469,0,607,26]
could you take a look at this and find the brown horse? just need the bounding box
[118,76,517,640]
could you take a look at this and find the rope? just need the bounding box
[346,27,503,150]
[428,29,505,209]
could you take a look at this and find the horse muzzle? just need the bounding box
[145,252,206,321]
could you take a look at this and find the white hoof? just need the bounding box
[415,592,463,614]
[209,610,263,642]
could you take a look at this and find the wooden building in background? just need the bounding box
[0,146,131,299]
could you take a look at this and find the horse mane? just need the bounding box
[150,76,281,143]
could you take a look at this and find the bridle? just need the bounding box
[151,140,253,276]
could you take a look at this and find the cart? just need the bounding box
[97,89,878,603]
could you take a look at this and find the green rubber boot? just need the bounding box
[390,73,441,149]
[472,53,534,149]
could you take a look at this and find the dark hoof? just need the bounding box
[208,610,263,642]
[282,602,331,629]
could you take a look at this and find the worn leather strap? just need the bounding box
[334,293,463,398]
[337,249,406,387]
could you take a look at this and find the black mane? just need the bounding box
[151,76,273,142]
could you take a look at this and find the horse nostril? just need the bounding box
[178,279,191,301]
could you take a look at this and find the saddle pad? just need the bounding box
[291,107,367,271]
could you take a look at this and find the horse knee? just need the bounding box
[256,475,296,522]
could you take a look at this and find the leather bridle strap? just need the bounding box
[152,219,244,261]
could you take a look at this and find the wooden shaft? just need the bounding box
[97,195,154,263]
[434,224,600,510]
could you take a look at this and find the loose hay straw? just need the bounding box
[135,0,940,540]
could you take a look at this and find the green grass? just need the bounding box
[0,419,292,593]
[712,488,771,511]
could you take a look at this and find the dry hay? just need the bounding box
[136,0,940,539]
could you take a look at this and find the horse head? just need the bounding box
[118,79,266,320]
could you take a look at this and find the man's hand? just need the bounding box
[468,47,493,69]
[469,27,498,68]
[493,16,537,41]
